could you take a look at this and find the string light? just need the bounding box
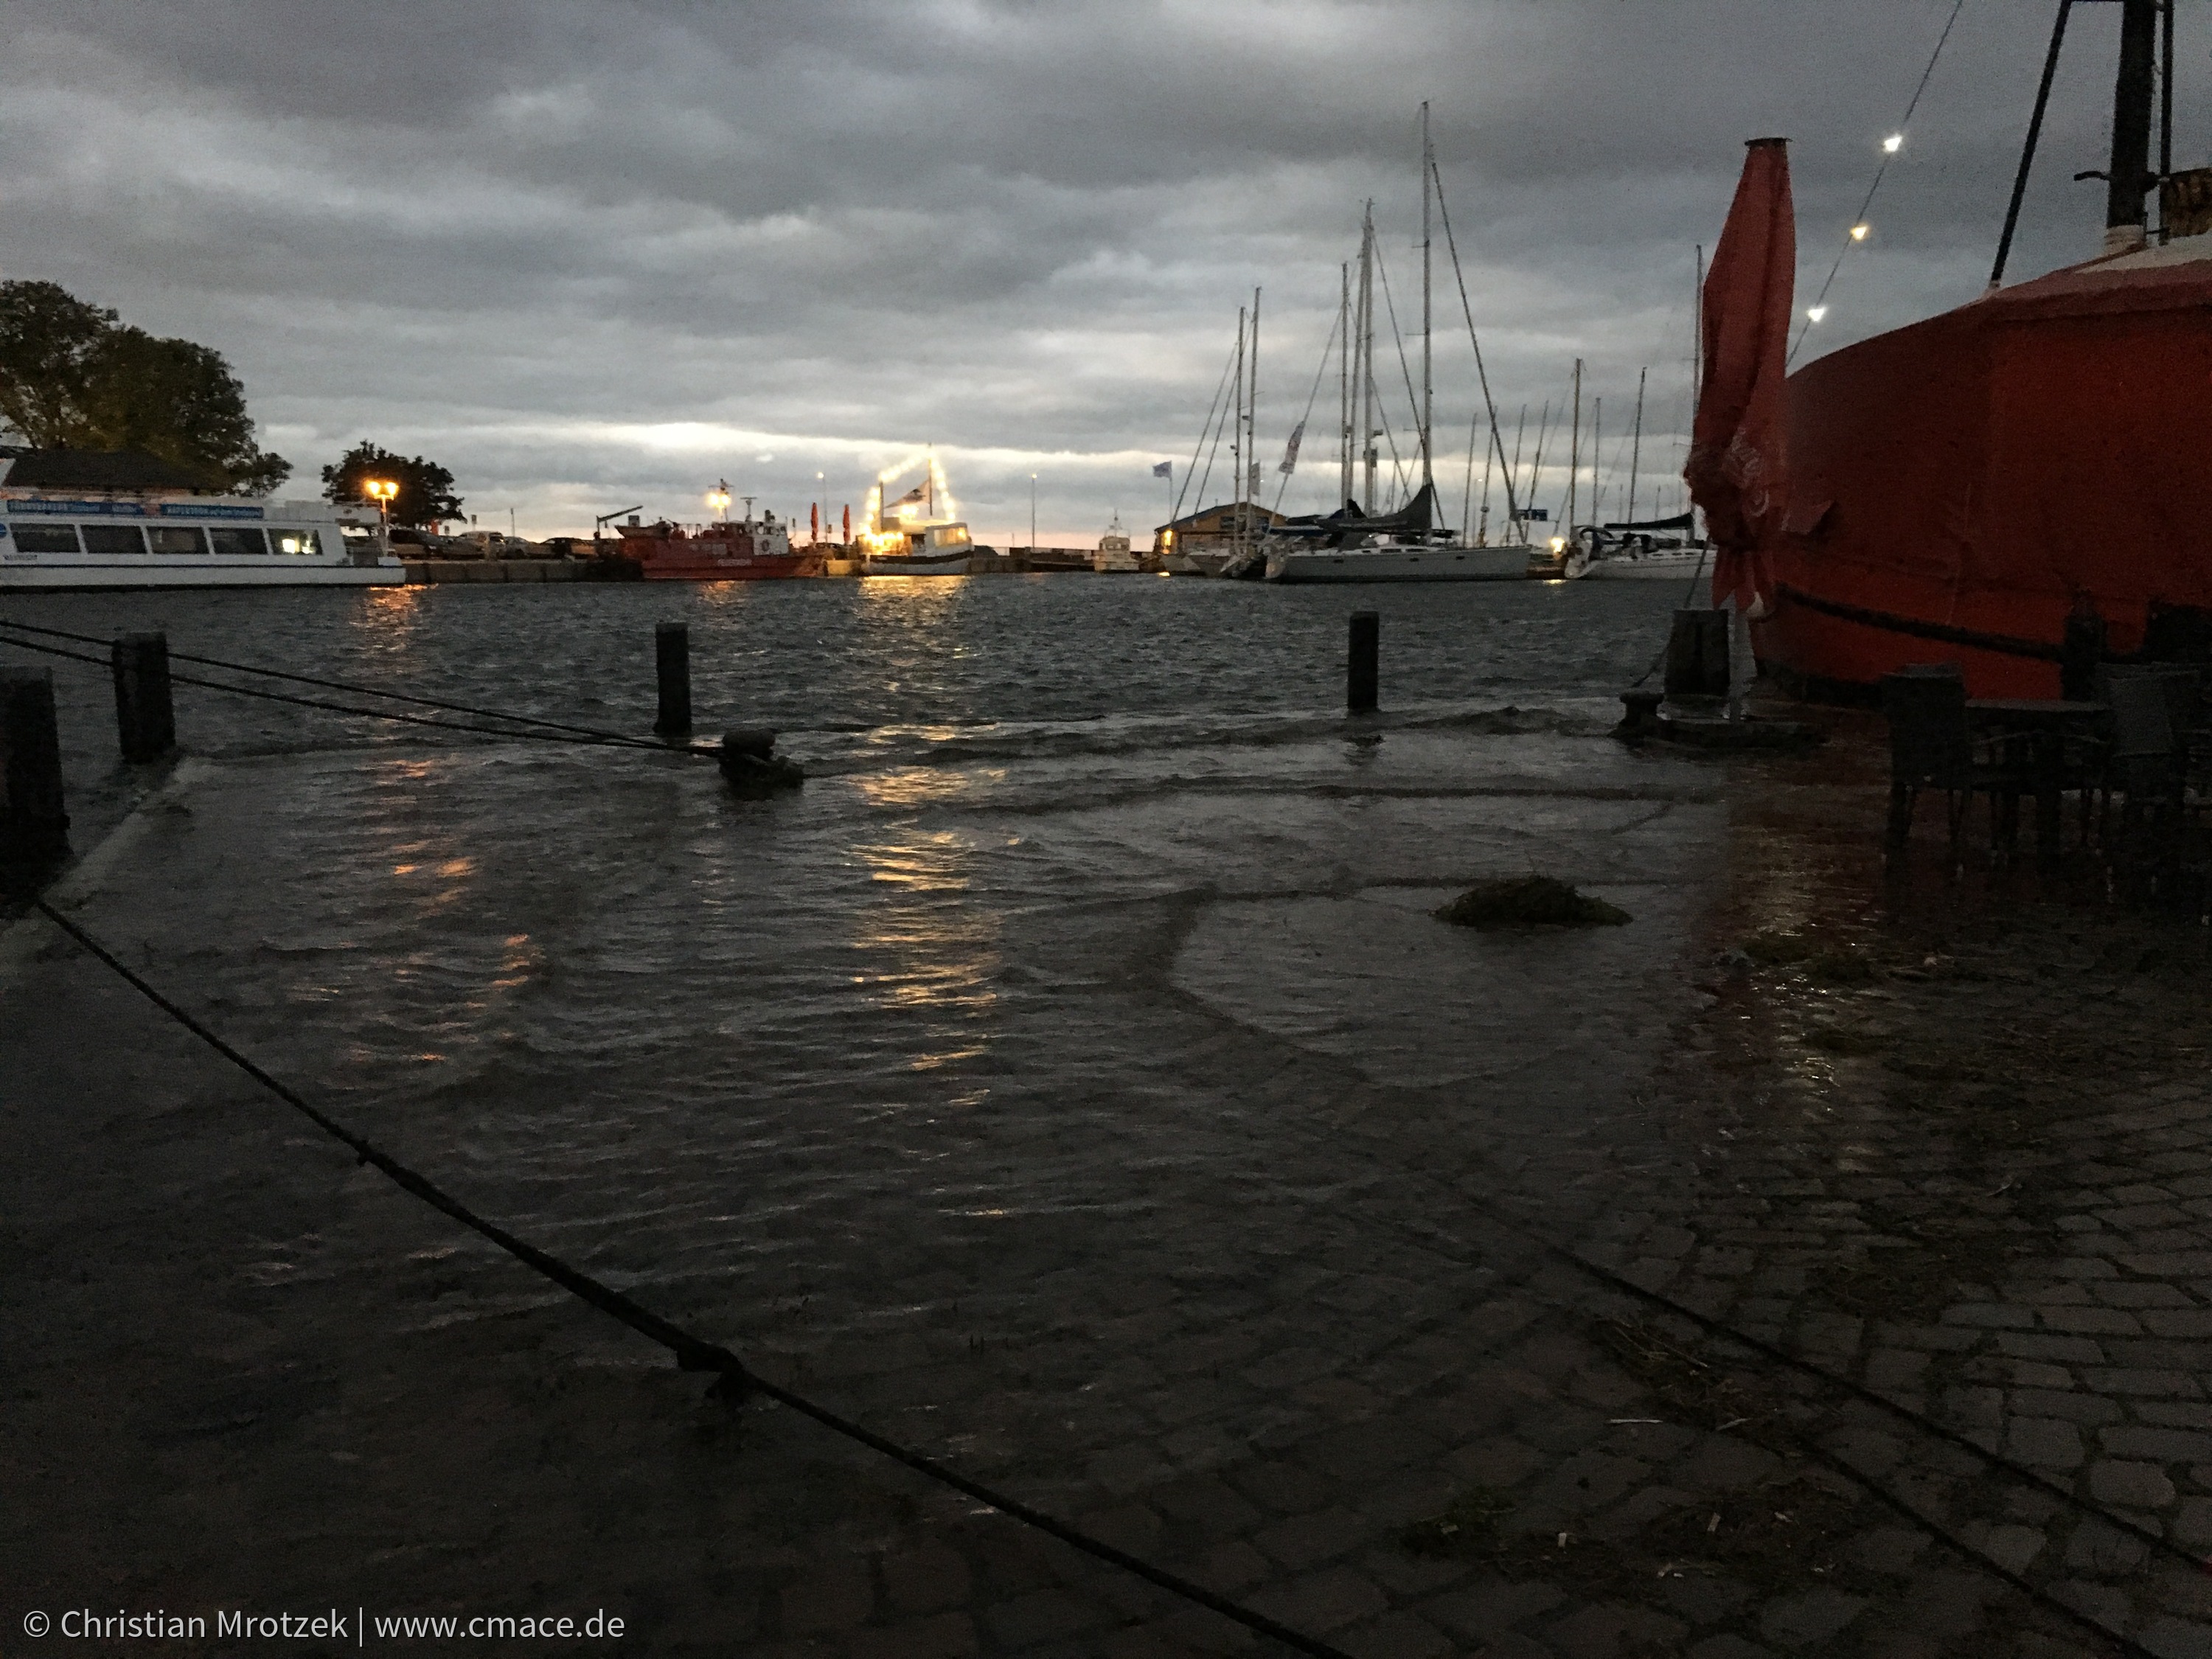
[1787,0,1966,365]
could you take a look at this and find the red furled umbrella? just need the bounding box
[810,502,820,544]
[841,504,851,543]
[1686,136,1795,613]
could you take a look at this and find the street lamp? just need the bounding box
[363,478,398,542]
[1029,473,1037,550]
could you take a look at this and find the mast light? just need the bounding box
[1882,133,1904,154]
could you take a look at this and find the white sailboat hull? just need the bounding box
[1585,550,1711,580]
[1265,543,1530,583]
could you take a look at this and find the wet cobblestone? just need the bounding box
[13,729,2212,1655]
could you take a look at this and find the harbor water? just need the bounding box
[9,575,1750,1496]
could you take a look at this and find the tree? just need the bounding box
[320,442,463,529]
[0,279,291,495]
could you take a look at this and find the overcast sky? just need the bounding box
[0,1,2183,541]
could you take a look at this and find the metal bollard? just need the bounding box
[1663,611,1706,698]
[0,667,70,870]
[1347,611,1379,714]
[111,631,175,762]
[654,621,692,736]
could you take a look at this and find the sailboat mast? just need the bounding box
[1359,203,1377,509]
[1248,285,1261,545]
[1510,404,1527,539]
[1592,397,1601,523]
[1691,244,1704,521]
[1477,411,1494,545]
[1420,100,1434,495]
[1340,262,1352,508]
[1568,358,1582,531]
[1232,305,1245,556]
[1627,366,1646,523]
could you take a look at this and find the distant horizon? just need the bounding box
[1,1,2181,542]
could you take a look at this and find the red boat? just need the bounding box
[1694,0,2212,700]
[613,509,808,582]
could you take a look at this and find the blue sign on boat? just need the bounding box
[4,498,263,521]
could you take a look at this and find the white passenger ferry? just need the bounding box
[0,450,401,590]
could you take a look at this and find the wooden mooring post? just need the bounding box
[0,667,70,872]
[111,631,175,762]
[654,622,692,736]
[1347,611,1379,714]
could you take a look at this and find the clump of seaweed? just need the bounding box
[1435,876,1630,931]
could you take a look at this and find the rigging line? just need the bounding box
[1272,306,1343,515]
[0,616,658,748]
[29,897,1357,1659]
[1789,0,1970,365]
[1192,327,1243,522]
[1427,156,1521,526]
[1368,244,1427,501]
[1173,331,1242,524]
[0,630,681,753]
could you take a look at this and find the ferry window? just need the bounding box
[148,526,209,554]
[269,528,321,555]
[81,524,148,555]
[9,524,81,553]
[209,526,268,557]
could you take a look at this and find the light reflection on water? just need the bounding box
[10,576,1757,1352]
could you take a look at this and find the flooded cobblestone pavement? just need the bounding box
[7,584,2212,1655]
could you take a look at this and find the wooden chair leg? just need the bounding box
[1887,777,1914,850]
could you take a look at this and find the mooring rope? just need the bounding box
[28,897,1355,1659]
[0,616,667,749]
[0,627,703,756]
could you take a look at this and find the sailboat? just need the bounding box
[1266,107,1528,583]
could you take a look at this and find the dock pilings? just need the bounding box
[111,632,175,762]
[1348,611,1380,714]
[654,622,692,737]
[0,667,69,875]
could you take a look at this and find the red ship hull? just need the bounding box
[1759,249,2212,699]
[616,522,808,582]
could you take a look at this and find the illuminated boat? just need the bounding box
[859,451,973,576]
[1745,1,2212,698]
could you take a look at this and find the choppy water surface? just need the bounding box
[10,576,1739,1366]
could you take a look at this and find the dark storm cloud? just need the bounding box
[0,1,2178,538]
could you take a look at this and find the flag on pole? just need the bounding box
[1152,461,1172,479]
[1276,420,1305,476]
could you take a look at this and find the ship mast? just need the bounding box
[1358,204,1377,509]
[2105,0,2158,254]
[1248,285,1260,548]
[1231,305,1246,560]
[1419,101,1434,497]
[1567,358,1582,533]
[1339,262,1352,509]
[1627,366,1646,524]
